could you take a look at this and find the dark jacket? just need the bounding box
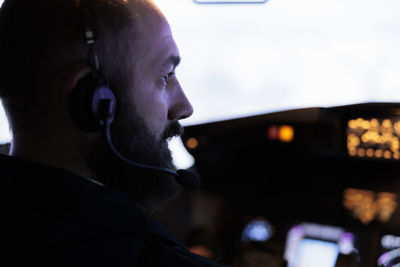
[0,154,225,266]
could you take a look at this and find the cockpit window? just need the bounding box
[154,0,400,125]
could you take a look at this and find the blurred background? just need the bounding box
[2,0,400,266]
[153,1,400,267]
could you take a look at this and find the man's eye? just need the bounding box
[161,72,175,84]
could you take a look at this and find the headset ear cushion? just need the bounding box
[69,74,102,132]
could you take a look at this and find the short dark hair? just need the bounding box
[0,0,136,133]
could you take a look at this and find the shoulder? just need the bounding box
[0,154,151,266]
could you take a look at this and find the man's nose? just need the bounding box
[168,83,194,121]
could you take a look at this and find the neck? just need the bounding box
[10,131,99,181]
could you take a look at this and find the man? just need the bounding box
[0,0,226,266]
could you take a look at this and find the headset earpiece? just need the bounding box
[71,0,117,133]
[69,73,116,132]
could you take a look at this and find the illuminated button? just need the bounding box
[267,125,279,141]
[357,148,365,157]
[361,119,371,130]
[382,119,393,134]
[370,118,380,132]
[278,125,294,143]
[348,120,356,129]
[375,149,383,158]
[186,138,199,149]
[394,121,400,136]
[347,133,360,147]
[366,148,374,157]
[391,137,399,152]
[242,218,273,243]
[348,147,357,156]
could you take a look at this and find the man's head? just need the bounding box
[0,0,193,213]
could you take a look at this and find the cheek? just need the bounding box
[131,81,169,137]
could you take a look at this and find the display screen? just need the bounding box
[285,223,355,267]
[347,117,400,160]
[292,239,339,267]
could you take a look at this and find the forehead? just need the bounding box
[129,0,179,63]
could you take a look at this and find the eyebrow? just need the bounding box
[161,55,181,70]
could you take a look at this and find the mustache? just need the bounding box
[163,121,184,140]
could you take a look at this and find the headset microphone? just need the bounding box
[174,170,201,190]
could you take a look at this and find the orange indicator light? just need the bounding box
[278,125,294,143]
[186,138,199,149]
[267,125,279,140]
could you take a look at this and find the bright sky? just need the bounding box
[0,0,399,144]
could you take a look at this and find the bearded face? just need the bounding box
[89,0,193,214]
[111,104,184,213]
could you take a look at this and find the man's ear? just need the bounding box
[59,64,92,98]
[52,64,92,130]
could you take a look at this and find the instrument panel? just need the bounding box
[179,102,400,267]
[347,117,400,160]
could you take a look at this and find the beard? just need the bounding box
[91,105,184,214]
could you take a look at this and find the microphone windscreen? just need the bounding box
[175,169,201,190]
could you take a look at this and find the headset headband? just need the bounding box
[79,0,100,71]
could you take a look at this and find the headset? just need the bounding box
[69,0,200,189]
